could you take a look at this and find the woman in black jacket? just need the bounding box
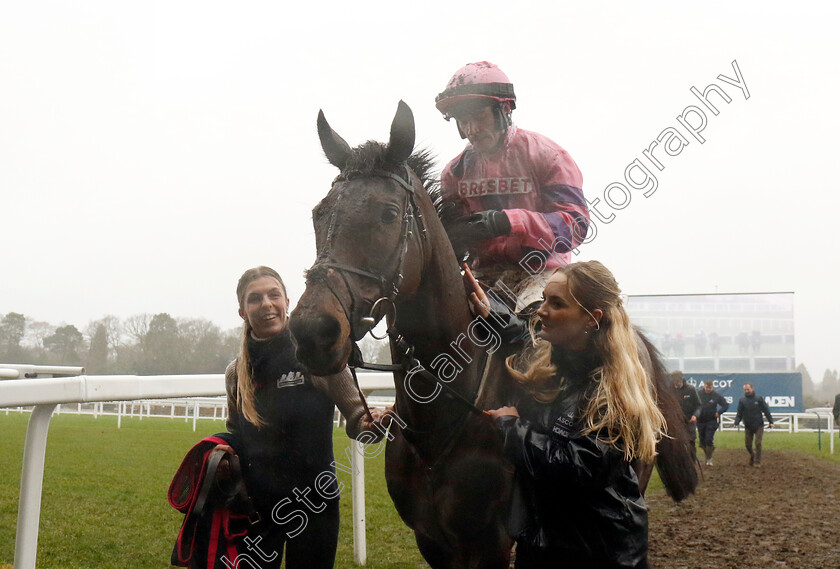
[484,261,665,569]
[219,266,385,569]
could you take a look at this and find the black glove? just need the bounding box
[444,210,511,258]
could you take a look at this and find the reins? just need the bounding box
[348,331,488,418]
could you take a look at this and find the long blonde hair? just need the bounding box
[506,261,666,463]
[235,266,287,428]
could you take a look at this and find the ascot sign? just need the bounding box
[684,372,803,412]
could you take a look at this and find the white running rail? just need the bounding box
[1,374,225,569]
[0,370,395,569]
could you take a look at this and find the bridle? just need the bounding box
[306,162,487,419]
[308,163,428,343]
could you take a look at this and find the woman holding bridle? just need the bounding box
[219,266,387,569]
[472,260,664,568]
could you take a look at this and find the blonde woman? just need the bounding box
[221,266,385,569]
[481,261,665,569]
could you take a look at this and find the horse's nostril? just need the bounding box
[290,313,341,352]
[289,311,346,375]
[315,314,341,346]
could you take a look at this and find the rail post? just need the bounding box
[352,438,367,565]
[14,403,57,569]
[814,411,823,450]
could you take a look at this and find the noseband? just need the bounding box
[309,163,428,342]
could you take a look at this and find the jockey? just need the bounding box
[436,61,590,310]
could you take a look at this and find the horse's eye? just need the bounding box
[380,207,399,224]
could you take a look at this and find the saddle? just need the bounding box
[168,433,259,569]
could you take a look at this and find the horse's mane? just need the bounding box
[335,141,441,207]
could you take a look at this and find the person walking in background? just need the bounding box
[697,380,729,466]
[732,383,774,467]
[671,371,700,450]
[833,393,839,438]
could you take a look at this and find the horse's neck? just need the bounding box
[396,255,474,361]
[392,251,483,425]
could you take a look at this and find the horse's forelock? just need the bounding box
[334,142,438,197]
[304,264,330,284]
[334,141,389,181]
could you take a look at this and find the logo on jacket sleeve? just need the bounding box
[276,371,305,389]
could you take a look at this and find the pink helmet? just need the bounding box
[435,61,517,118]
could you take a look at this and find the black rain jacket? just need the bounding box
[496,348,648,568]
[697,389,729,423]
[674,383,701,421]
[733,393,773,430]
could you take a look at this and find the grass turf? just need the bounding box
[1,412,837,567]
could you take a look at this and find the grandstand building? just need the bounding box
[627,292,795,373]
[627,292,801,412]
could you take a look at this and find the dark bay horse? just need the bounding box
[290,101,696,568]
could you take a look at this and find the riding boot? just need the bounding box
[755,446,762,466]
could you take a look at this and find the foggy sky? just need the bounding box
[1,1,838,379]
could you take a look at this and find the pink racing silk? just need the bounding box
[441,125,588,269]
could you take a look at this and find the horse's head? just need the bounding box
[290,101,442,375]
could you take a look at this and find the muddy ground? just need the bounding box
[647,449,840,569]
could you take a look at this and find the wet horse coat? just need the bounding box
[289,102,696,569]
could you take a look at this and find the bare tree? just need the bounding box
[23,320,55,350]
[359,336,392,364]
[178,317,233,373]
[124,313,151,345]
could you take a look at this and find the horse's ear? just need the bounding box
[317,109,352,170]
[386,100,415,164]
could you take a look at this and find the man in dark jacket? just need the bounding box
[697,380,729,466]
[733,383,774,467]
[671,371,700,449]
[833,393,840,429]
